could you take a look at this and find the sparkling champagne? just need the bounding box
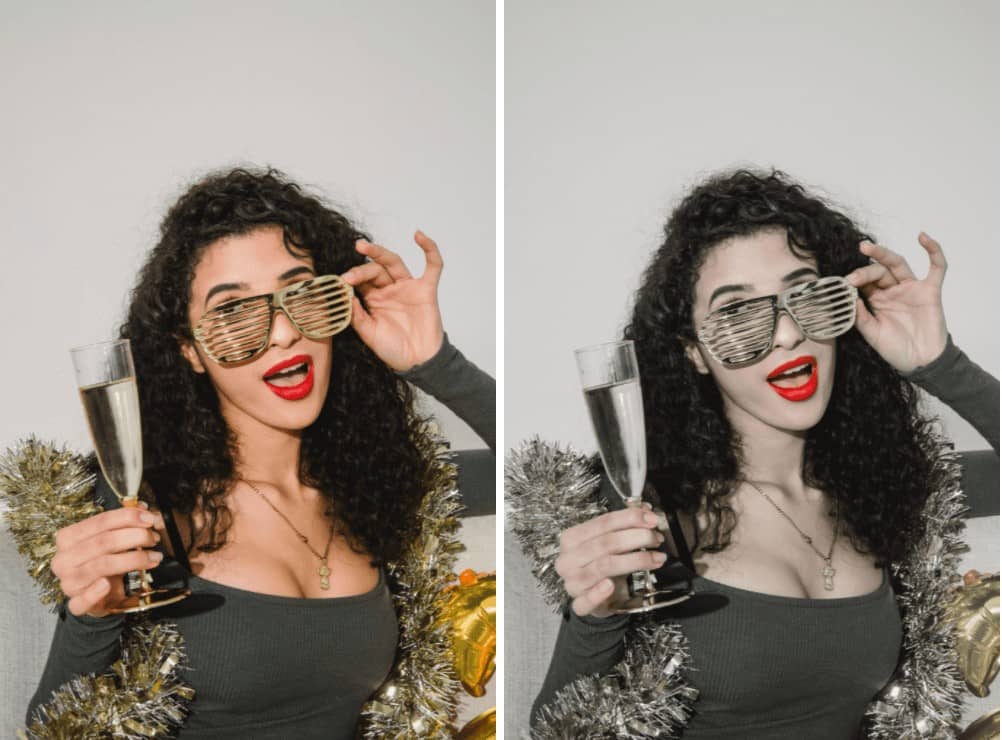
[583,378,646,501]
[78,377,143,500]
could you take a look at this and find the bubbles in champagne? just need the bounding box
[583,378,646,501]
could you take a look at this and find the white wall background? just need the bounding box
[0,0,495,457]
[505,0,998,454]
[505,1,998,735]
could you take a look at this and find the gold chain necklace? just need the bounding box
[746,480,840,591]
[241,479,336,590]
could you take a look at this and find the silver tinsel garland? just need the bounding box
[863,445,968,739]
[506,437,971,739]
[505,438,607,610]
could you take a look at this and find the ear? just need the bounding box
[178,337,207,374]
[682,339,711,376]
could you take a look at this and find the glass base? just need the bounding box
[611,588,694,615]
[107,587,191,614]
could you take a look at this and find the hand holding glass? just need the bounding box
[71,339,190,613]
[575,340,692,614]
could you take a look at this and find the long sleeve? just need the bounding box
[400,335,496,516]
[903,336,1000,517]
[531,609,630,723]
[25,475,127,724]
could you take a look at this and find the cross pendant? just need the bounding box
[319,560,331,590]
[822,560,836,591]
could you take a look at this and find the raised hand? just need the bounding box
[340,231,445,372]
[554,505,666,618]
[845,232,949,373]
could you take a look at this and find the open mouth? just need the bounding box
[262,355,314,400]
[766,355,818,402]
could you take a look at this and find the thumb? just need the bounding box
[854,297,880,344]
[350,296,376,343]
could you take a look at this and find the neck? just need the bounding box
[223,410,308,502]
[725,403,810,498]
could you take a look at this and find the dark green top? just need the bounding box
[27,337,495,738]
[533,338,999,738]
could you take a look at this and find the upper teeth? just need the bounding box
[270,362,307,377]
[774,362,810,379]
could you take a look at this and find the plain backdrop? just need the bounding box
[0,1,495,456]
[0,0,495,732]
[504,0,999,734]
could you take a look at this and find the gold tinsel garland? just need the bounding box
[358,425,465,738]
[3,428,465,739]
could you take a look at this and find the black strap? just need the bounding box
[151,483,193,574]
[665,508,696,573]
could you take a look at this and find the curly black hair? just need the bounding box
[120,166,432,564]
[625,169,942,566]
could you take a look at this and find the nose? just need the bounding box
[772,309,805,352]
[269,308,302,349]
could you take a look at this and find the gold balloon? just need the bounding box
[957,709,999,740]
[457,707,496,740]
[944,571,1000,697]
[439,570,497,697]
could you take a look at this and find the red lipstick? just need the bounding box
[766,355,818,402]
[263,354,314,401]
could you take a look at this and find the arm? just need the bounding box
[26,475,127,723]
[531,610,629,724]
[903,336,1000,517]
[399,334,495,452]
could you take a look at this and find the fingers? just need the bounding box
[58,548,164,597]
[563,549,668,597]
[853,297,879,342]
[355,240,413,281]
[341,261,394,291]
[558,506,659,552]
[845,262,896,297]
[917,231,947,287]
[859,241,916,282]
[571,579,615,617]
[66,578,112,617]
[57,525,160,572]
[413,230,444,286]
[55,507,163,553]
[557,525,663,571]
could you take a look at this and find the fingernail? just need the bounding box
[138,501,150,510]
[140,512,158,524]
[641,501,653,509]
[655,532,665,544]
[652,552,668,565]
[643,513,659,526]
[153,532,161,543]
[148,550,164,563]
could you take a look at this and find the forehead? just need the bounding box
[694,228,817,300]
[189,225,314,298]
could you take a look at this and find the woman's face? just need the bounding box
[686,227,836,436]
[180,225,333,434]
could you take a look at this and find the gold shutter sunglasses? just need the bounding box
[696,275,858,368]
[192,274,353,366]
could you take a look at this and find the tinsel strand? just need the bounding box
[358,421,465,738]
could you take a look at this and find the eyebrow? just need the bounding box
[204,266,315,307]
[708,267,819,307]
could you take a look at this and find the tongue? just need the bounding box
[768,367,811,389]
[265,368,308,387]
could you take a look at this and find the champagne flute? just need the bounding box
[71,339,190,613]
[575,340,693,614]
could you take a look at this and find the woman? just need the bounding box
[518,170,997,738]
[27,168,495,737]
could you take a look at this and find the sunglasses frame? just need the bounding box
[696,275,858,368]
[192,274,354,366]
